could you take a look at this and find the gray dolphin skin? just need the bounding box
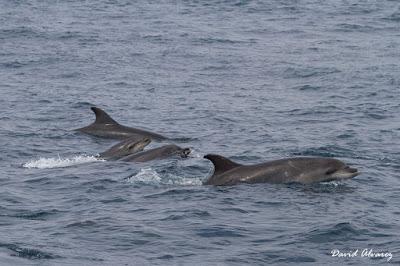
[75,107,167,140]
[203,154,359,186]
[120,144,191,163]
[98,137,151,160]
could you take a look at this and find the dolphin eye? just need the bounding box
[325,169,336,175]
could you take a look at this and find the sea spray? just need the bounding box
[23,155,103,169]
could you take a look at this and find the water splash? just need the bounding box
[165,174,203,186]
[22,155,103,169]
[126,168,162,184]
[126,168,202,186]
[188,148,203,159]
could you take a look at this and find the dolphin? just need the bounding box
[120,144,191,163]
[203,154,359,186]
[75,107,167,140]
[98,137,151,160]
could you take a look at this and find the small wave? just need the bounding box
[5,209,61,221]
[195,226,246,238]
[384,11,400,22]
[0,27,44,40]
[0,61,26,69]
[22,155,102,169]
[160,210,210,221]
[195,37,242,45]
[305,222,368,243]
[65,220,97,228]
[72,101,95,108]
[283,66,340,79]
[0,243,60,260]
[291,84,322,91]
[291,145,355,158]
[335,23,376,32]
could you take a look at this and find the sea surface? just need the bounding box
[1,0,399,265]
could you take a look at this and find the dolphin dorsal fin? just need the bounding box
[91,107,119,125]
[204,154,241,176]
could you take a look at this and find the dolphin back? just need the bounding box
[203,154,242,184]
[74,107,167,140]
[120,144,182,162]
[91,107,119,125]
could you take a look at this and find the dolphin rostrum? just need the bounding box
[98,137,151,160]
[75,107,167,140]
[203,154,359,186]
[120,144,191,163]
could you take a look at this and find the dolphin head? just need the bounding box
[326,165,359,180]
[126,137,152,154]
[166,146,191,158]
[180,148,191,158]
[317,159,359,182]
[293,158,359,183]
[99,137,151,159]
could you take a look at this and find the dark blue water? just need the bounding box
[1,0,399,265]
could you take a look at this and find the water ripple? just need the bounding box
[305,222,369,243]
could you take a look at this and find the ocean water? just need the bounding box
[1,0,400,265]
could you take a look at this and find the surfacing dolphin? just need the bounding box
[120,144,191,163]
[98,137,151,160]
[75,107,167,140]
[203,154,359,186]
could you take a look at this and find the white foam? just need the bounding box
[126,168,202,186]
[188,148,202,158]
[166,177,203,186]
[23,155,102,169]
[320,180,340,187]
[126,168,162,184]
